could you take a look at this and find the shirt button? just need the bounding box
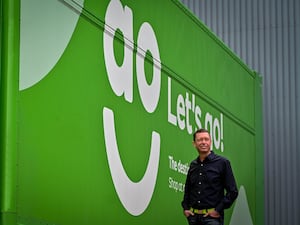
[201,164,203,166]
[198,191,201,194]
[198,201,201,203]
[199,173,202,175]
[199,182,202,185]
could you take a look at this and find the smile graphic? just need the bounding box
[103,107,161,216]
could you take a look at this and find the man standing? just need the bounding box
[182,129,238,225]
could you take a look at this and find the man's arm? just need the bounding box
[215,159,238,213]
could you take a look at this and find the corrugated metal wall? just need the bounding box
[180,0,300,225]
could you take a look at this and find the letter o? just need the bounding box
[213,118,221,150]
[136,22,161,113]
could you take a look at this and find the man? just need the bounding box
[181,128,238,225]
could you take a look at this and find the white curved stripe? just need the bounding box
[103,107,160,216]
[19,0,84,90]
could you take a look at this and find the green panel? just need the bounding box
[13,0,263,225]
[1,0,19,224]
[82,0,255,130]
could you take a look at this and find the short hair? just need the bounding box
[193,128,210,141]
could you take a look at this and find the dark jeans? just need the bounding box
[187,214,223,225]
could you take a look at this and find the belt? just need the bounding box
[190,207,214,214]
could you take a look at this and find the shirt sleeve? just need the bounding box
[215,159,238,213]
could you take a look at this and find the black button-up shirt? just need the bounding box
[181,151,238,213]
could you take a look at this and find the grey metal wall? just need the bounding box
[180,0,300,225]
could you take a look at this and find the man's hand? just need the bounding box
[183,209,194,217]
[204,209,220,218]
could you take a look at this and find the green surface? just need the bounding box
[0,0,264,225]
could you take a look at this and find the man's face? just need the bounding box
[193,132,211,154]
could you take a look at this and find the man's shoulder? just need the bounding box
[190,158,199,166]
[210,151,230,162]
[188,157,200,169]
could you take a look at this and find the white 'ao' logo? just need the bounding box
[103,0,162,216]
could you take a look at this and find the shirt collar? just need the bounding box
[197,151,215,163]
